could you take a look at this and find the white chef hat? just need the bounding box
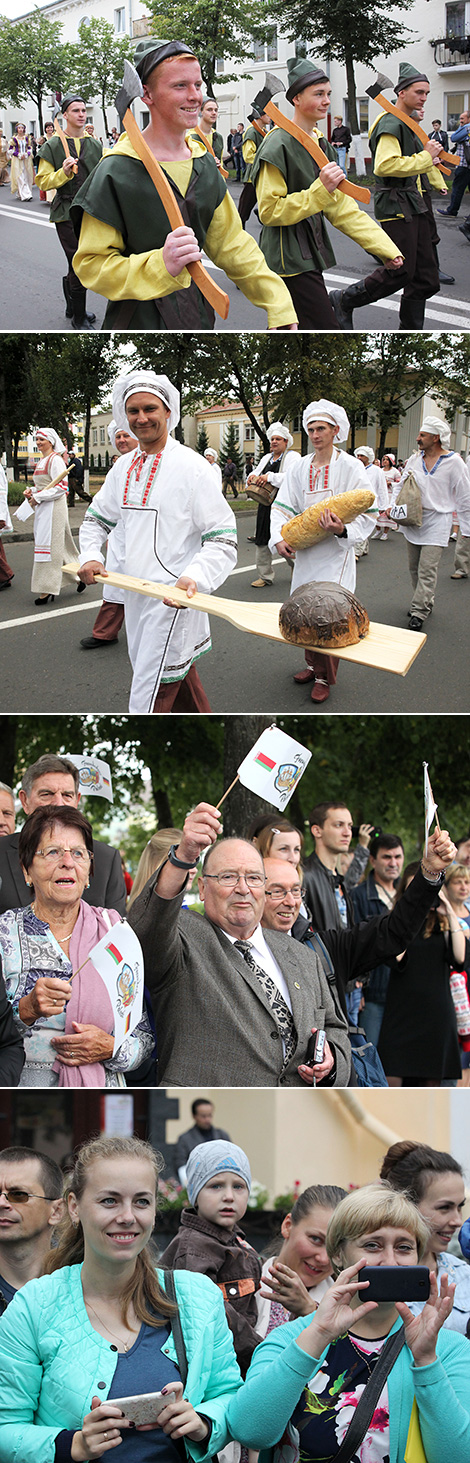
[36,427,66,453]
[354,444,375,464]
[112,371,180,433]
[302,399,350,443]
[420,415,452,447]
[267,422,293,448]
[108,420,139,453]
[204,447,218,461]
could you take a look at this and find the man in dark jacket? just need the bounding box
[351,833,404,1045]
[0,754,126,917]
[302,801,356,933]
[174,1098,231,1182]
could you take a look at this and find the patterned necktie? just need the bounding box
[234,939,297,1068]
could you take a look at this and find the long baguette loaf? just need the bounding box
[280,487,375,549]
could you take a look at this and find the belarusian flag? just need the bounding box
[87,921,144,1054]
[238,724,311,810]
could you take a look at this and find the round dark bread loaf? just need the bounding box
[279,580,370,648]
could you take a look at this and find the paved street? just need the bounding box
[1,182,469,331]
[1,506,468,712]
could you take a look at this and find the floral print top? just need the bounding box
[291,1330,391,1462]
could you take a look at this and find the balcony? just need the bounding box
[430,34,470,67]
[132,16,150,37]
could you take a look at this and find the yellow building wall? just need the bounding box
[165,1089,455,1202]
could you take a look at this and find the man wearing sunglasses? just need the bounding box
[128,800,457,1088]
[0,1147,63,1310]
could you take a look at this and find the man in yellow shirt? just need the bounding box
[71,38,298,331]
[36,94,102,329]
[251,56,404,328]
[330,64,448,330]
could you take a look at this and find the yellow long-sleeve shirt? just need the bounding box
[374,133,447,193]
[256,159,400,268]
[36,138,82,193]
[242,137,257,167]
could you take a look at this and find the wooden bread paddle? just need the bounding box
[63,563,426,676]
[115,61,229,320]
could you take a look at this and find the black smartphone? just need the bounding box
[305,1029,326,1066]
[360,1266,430,1302]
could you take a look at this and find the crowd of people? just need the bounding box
[4,366,468,709]
[2,35,469,330]
[1,751,469,1089]
[0,1130,468,1463]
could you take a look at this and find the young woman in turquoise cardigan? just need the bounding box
[0,1134,242,1463]
[226,1183,470,1463]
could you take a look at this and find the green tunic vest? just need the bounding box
[188,128,223,160]
[250,128,336,276]
[369,113,429,221]
[38,134,102,224]
[242,124,264,183]
[71,150,226,329]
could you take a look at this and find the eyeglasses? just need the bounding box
[265,886,302,900]
[203,871,266,890]
[35,846,90,865]
[0,1188,56,1204]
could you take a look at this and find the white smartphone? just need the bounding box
[111,1390,176,1426]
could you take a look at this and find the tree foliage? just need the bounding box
[66,18,134,137]
[146,0,273,91]
[269,0,416,135]
[0,9,69,133]
[1,716,469,863]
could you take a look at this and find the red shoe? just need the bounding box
[311,678,330,703]
[293,667,316,684]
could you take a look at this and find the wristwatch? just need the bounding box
[168,845,196,870]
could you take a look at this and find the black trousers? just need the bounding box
[55,219,87,322]
[361,206,440,310]
[238,181,257,226]
[284,270,339,328]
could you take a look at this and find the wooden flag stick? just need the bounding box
[216,775,240,809]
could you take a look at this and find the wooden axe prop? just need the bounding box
[251,73,371,204]
[115,60,229,319]
[193,124,229,178]
[366,72,456,175]
[52,99,78,174]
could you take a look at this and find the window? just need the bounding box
[344,98,369,133]
[215,57,224,74]
[114,7,125,33]
[252,30,277,63]
[92,428,97,446]
[446,92,467,128]
[293,416,301,432]
[99,427,105,445]
[245,425,255,440]
[446,2,466,37]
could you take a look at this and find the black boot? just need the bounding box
[62,276,73,319]
[329,280,371,330]
[458,220,470,242]
[398,298,426,329]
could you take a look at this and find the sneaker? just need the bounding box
[251,578,271,588]
[451,570,467,579]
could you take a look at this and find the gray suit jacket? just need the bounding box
[128,885,351,1087]
[0,832,127,917]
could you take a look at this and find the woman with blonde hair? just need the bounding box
[24,428,79,605]
[380,1140,470,1335]
[127,830,185,910]
[0,1134,242,1462]
[227,1182,470,1463]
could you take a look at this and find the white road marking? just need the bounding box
[1,598,102,630]
[202,255,470,325]
[0,203,55,228]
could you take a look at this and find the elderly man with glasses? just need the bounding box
[128,801,457,1088]
[0,1147,63,1309]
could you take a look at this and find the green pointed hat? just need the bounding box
[134,37,197,83]
[286,57,329,104]
[395,63,429,94]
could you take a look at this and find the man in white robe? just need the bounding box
[389,415,470,628]
[247,423,300,588]
[270,398,375,702]
[353,445,388,558]
[79,370,237,711]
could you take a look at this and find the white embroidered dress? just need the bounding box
[31,452,79,595]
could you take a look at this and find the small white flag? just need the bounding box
[87,921,144,1054]
[238,724,311,811]
[423,762,438,855]
[66,754,114,803]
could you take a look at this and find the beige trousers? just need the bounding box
[407,541,443,620]
[453,530,470,576]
